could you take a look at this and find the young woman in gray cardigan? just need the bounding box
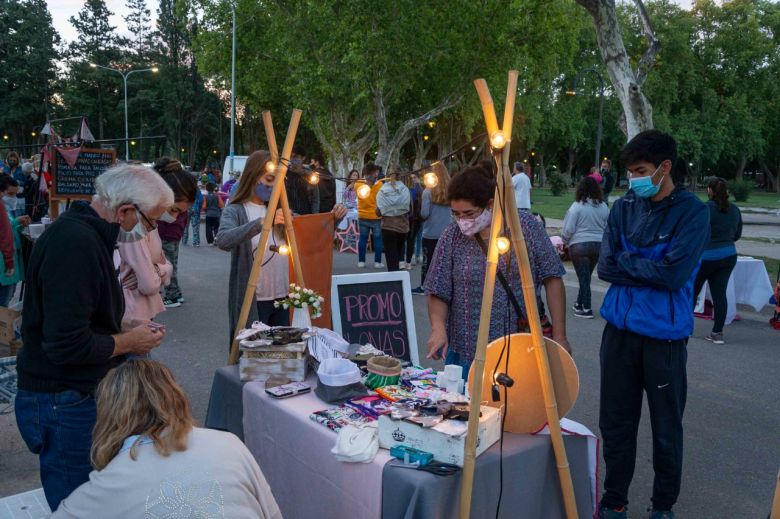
[216,150,347,345]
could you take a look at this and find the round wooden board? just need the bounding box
[468,333,579,434]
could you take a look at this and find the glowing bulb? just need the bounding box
[471,145,477,151]
[357,183,371,199]
[130,140,136,146]
[496,236,510,254]
[31,131,37,137]
[423,171,438,188]
[490,131,506,149]
[423,135,429,141]
[278,244,290,256]
[265,161,276,173]
[428,120,436,128]
[308,172,320,185]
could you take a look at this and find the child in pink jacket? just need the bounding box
[118,229,173,322]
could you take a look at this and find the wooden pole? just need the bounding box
[458,173,503,518]
[771,468,780,519]
[459,72,578,519]
[228,109,302,365]
[262,111,306,289]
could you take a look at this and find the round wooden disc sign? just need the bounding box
[468,334,579,434]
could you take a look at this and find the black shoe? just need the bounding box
[648,508,674,519]
[573,307,594,319]
[411,287,425,295]
[571,302,582,312]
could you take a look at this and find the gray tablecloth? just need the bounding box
[204,365,245,441]
[208,366,595,519]
[382,434,593,518]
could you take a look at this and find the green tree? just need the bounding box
[0,0,60,148]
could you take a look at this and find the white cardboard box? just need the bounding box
[378,405,501,466]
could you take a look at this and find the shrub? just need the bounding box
[548,171,568,196]
[728,179,751,202]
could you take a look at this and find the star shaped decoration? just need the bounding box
[336,220,359,254]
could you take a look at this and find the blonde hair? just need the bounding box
[231,150,273,205]
[429,162,450,205]
[91,360,195,470]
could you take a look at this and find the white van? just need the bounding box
[222,155,249,180]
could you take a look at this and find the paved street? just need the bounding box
[1,229,778,517]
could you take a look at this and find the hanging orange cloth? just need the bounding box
[290,213,335,328]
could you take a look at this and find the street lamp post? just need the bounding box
[229,4,237,174]
[566,66,605,171]
[90,63,159,161]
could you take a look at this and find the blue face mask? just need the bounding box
[629,164,664,198]
[255,183,273,202]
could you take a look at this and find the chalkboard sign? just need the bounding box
[52,147,116,200]
[331,271,419,365]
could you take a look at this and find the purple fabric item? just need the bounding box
[156,210,189,242]
[423,209,565,362]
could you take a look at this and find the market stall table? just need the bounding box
[694,256,773,325]
[240,372,596,519]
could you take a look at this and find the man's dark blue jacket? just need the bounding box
[598,186,710,340]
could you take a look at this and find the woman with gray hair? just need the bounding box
[15,163,175,511]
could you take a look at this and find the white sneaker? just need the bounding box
[400,262,408,270]
[405,262,413,270]
[357,262,366,268]
[410,257,417,266]
[374,262,385,269]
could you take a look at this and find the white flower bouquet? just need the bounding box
[274,284,326,319]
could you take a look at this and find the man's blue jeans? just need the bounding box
[358,219,383,263]
[15,389,97,511]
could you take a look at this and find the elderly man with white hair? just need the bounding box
[14,163,175,512]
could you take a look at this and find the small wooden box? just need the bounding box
[239,340,308,382]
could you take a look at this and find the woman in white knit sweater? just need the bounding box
[52,360,281,519]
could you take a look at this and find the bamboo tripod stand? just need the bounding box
[458,71,578,518]
[227,109,307,365]
[771,468,780,518]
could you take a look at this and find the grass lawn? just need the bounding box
[531,188,780,220]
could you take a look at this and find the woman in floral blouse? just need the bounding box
[423,164,570,371]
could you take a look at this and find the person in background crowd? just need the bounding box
[3,151,23,182]
[216,150,292,340]
[203,181,224,245]
[412,162,450,295]
[601,159,615,203]
[222,172,239,203]
[561,176,609,319]
[286,146,319,215]
[2,177,20,217]
[311,154,336,213]
[424,164,570,372]
[153,158,199,309]
[512,160,532,210]
[342,169,360,211]
[376,168,411,272]
[15,164,172,511]
[356,163,385,268]
[52,360,282,519]
[25,156,47,220]
[597,130,708,519]
[182,183,203,247]
[692,177,742,345]
[0,176,30,306]
[402,172,423,270]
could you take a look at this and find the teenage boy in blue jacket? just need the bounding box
[597,130,709,519]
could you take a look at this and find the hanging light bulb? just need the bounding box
[423,171,438,188]
[357,183,371,199]
[278,244,290,256]
[265,161,276,173]
[308,171,320,185]
[490,131,507,150]
[496,236,511,254]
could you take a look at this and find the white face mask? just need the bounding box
[117,220,148,243]
[456,208,492,236]
[158,211,176,223]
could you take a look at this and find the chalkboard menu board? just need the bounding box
[331,272,419,365]
[52,147,116,200]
